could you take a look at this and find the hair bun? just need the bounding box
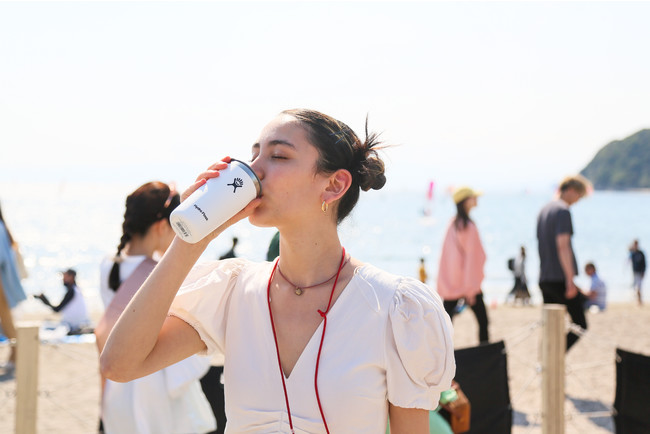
[356,130,386,192]
[358,155,386,191]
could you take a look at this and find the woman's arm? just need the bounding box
[100,237,209,382]
[37,286,74,312]
[388,404,429,434]
[556,233,578,298]
[100,160,260,382]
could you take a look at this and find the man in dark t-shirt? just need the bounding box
[537,175,590,351]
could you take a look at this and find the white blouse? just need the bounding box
[170,259,455,434]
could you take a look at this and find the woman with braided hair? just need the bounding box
[99,181,180,308]
[97,181,215,434]
[102,109,454,433]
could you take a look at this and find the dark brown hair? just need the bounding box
[454,199,472,231]
[108,182,180,291]
[282,109,386,223]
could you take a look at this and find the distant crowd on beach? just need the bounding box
[416,174,646,352]
[0,111,647,433]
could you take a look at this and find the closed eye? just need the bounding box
[250,143,260,162]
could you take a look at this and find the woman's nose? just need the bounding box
[250,159,263,181]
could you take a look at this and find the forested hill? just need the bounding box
[580,129,650,190]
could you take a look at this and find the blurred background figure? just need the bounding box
[96,181,215,434]
[584,262,607,312]
[219,237,238,260]
[629,239,646,305]
[418,257,428,283]
[437,186,489,345]
[506,246,531,305]
[266,231,280,261]
[537,175,589,352]
[0,203,27,372]
[36,268,91,334]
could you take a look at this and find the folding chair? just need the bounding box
[614,348,650,433]
[445,340,512,433]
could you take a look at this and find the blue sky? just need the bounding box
[2,1,649,192]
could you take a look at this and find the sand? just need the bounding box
[1,303,648,433]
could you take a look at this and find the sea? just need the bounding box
[1,180,649,315]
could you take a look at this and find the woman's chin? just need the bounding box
[247,212,273,228]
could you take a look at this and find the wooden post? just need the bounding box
[15,324,39,434]
[541,304,565,434]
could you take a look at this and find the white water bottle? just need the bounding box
[170,159,261,243]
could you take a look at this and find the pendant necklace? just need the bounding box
[277,256,349,296]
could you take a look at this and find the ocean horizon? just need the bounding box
[1,180,648,316]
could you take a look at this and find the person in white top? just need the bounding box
[36,268,90,333]
[101,109,455,433]
[98,181,215,434]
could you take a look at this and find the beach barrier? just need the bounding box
[2,306,640,433]
[2,326,100,434]
[541,305,565,434]
[493,305,621,433]
[15,324,39,434]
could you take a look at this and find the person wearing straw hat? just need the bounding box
[437,186,489,345]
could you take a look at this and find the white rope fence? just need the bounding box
[498,305,617,433]
[4,306,623,433]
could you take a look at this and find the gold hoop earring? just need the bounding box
[321,201,328,212]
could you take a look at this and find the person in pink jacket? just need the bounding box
[437,186,489,344]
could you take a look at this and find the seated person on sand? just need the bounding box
[583,262,606,312]
[36,268,91,334]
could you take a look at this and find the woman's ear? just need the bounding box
[322,169,352,204]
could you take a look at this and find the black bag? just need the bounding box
[507,258,515,271]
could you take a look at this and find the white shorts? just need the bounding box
[633,272,644,289]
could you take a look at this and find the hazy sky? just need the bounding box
[2,1,649,192]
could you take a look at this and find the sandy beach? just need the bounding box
[1,303,648,434]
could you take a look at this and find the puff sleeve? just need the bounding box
[385,277,455,410]
[168,258,247,357]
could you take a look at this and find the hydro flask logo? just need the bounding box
[193,204,208,221]
[227,177,243,193]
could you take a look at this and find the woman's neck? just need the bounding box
[123,234,158,259]
[276,224,344,287]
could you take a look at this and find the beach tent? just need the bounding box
[441,340,512,433]
[614,348,650,433]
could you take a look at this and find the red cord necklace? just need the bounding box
[267,247,346,434]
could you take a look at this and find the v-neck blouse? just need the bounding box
[169,258,455,434]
